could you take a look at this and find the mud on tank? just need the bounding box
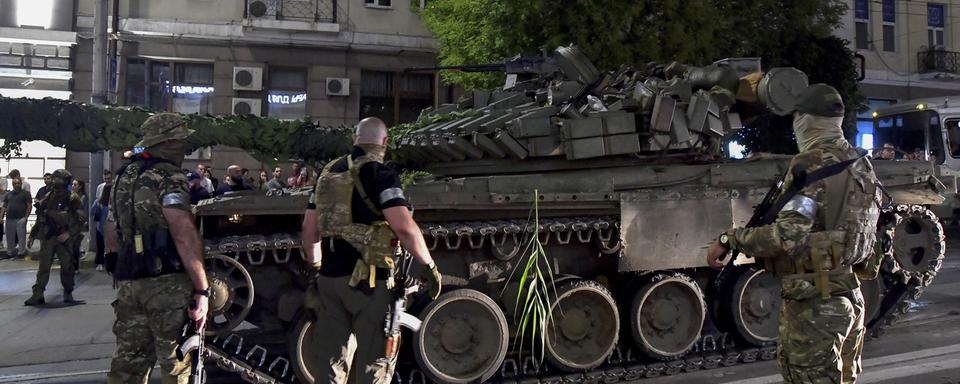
[193,46,946,384]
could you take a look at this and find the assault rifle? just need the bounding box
[384,251,423,360]
[177,311,206,384]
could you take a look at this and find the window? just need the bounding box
[857,98,896,150]
[882,0,895,52]
[364,0,391,7]
[124,59,214,114]
[359,71,435,125]
[267,67,307,120]
[946,118,960,157]
[928,3,945,48]
[854,0,870,50]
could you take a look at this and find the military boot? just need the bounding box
[63,290,76,304]
[23,294,45,306]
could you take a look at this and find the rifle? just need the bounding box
[384,251,423,360]
[177,309,206,384]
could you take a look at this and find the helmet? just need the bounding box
[794,83,844,117]
[134,113,194,148]
[51,169,72,189]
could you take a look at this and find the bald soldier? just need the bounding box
[301,117,442,383]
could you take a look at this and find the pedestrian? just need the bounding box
[71,178,89,271]
[707,84,878,383]
[202,167,219,192]
[257,170,269,191]
[266,166,286,190]
[213,165,254,196]
[105,113,209,383]
[24,169,84,305]
[288,162,307,188]
[301,117,442,383]
[876,143,896,160]
[9,169,32,195]
[3,177,32,259]
[90,184,111,271]
[196,164,214,194]
[95,169,114,202]
[187,171,211,204]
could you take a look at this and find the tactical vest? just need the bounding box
[111,156,185,280]
[313,153,396,288]
[773,149,882,300]
[32,190,77,240]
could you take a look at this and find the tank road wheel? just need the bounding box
[630,273,706,359]
[888,205,945,286]
[414,289,509,384]
[203,253,254,336]
[289,315,319,383]
[544,280,620,372]
[730,268,781,346]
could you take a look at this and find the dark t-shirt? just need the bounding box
[3,189,32,219]
[35,185,50,202]
[190,187,211,204]
[213,182,253,197]
[307,147,410,278]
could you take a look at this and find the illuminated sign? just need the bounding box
[268,92,307,105]
[171,85,214,95]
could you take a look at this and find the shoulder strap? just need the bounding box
[760,154,865,225]
[348,155,382,216]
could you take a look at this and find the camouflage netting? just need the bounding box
[0,96,354,163]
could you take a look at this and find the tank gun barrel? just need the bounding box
[405,55,559,75]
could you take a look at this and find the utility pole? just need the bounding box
[88,0,109,251]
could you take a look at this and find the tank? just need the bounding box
[190,46,946,384]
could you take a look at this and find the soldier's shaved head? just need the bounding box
[354,117,388,146]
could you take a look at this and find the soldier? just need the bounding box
[105,113,210,383]
[707,84,880,383]
[301,117,442,383]
[24,169,84,305]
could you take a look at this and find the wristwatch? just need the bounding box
[718,233,731,248]
[193,288,211,297]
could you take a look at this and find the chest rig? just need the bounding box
[313,152,396,288]
[775,150,882,300]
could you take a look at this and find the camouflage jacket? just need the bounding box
[30,189,84,240]
[111,158,191,244]
[727,139,881,296]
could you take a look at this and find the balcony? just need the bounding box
[244,0,337,24]
[918,49,960,75]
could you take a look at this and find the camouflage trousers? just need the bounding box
[305,275,396,384]
[778,288,865,384]
[31,239,75,296]
[107,273,193,384]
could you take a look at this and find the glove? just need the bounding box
[426,263,442,300]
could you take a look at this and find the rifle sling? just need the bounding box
[759,155,865,225]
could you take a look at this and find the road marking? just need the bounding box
[0,369,109,383]
[722,343,960,384]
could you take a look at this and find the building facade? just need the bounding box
[68,0,441,176]
[837,0,960,148]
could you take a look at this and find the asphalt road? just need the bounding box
[0,236,958,384]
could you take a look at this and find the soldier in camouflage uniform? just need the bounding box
[23,169,84,306]
[106,113,210,384]
[707,84,881,383]
[301,117,443,383]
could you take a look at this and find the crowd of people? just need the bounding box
[0,160,314,266]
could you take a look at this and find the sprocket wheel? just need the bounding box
[884,204,945,286]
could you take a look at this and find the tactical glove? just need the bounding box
[427,263,442,300]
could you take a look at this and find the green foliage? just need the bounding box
[419,0,861,153]
[399,170,431,188]
[503,190,559,367]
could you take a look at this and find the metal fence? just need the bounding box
[244,0,337,24]
[918,49,960,74]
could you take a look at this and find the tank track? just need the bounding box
[197,209,943,384]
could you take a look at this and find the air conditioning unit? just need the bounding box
[233,66,263,91]
[232,98,263,116]
[246,0,277,18]
[326,77,350,96]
